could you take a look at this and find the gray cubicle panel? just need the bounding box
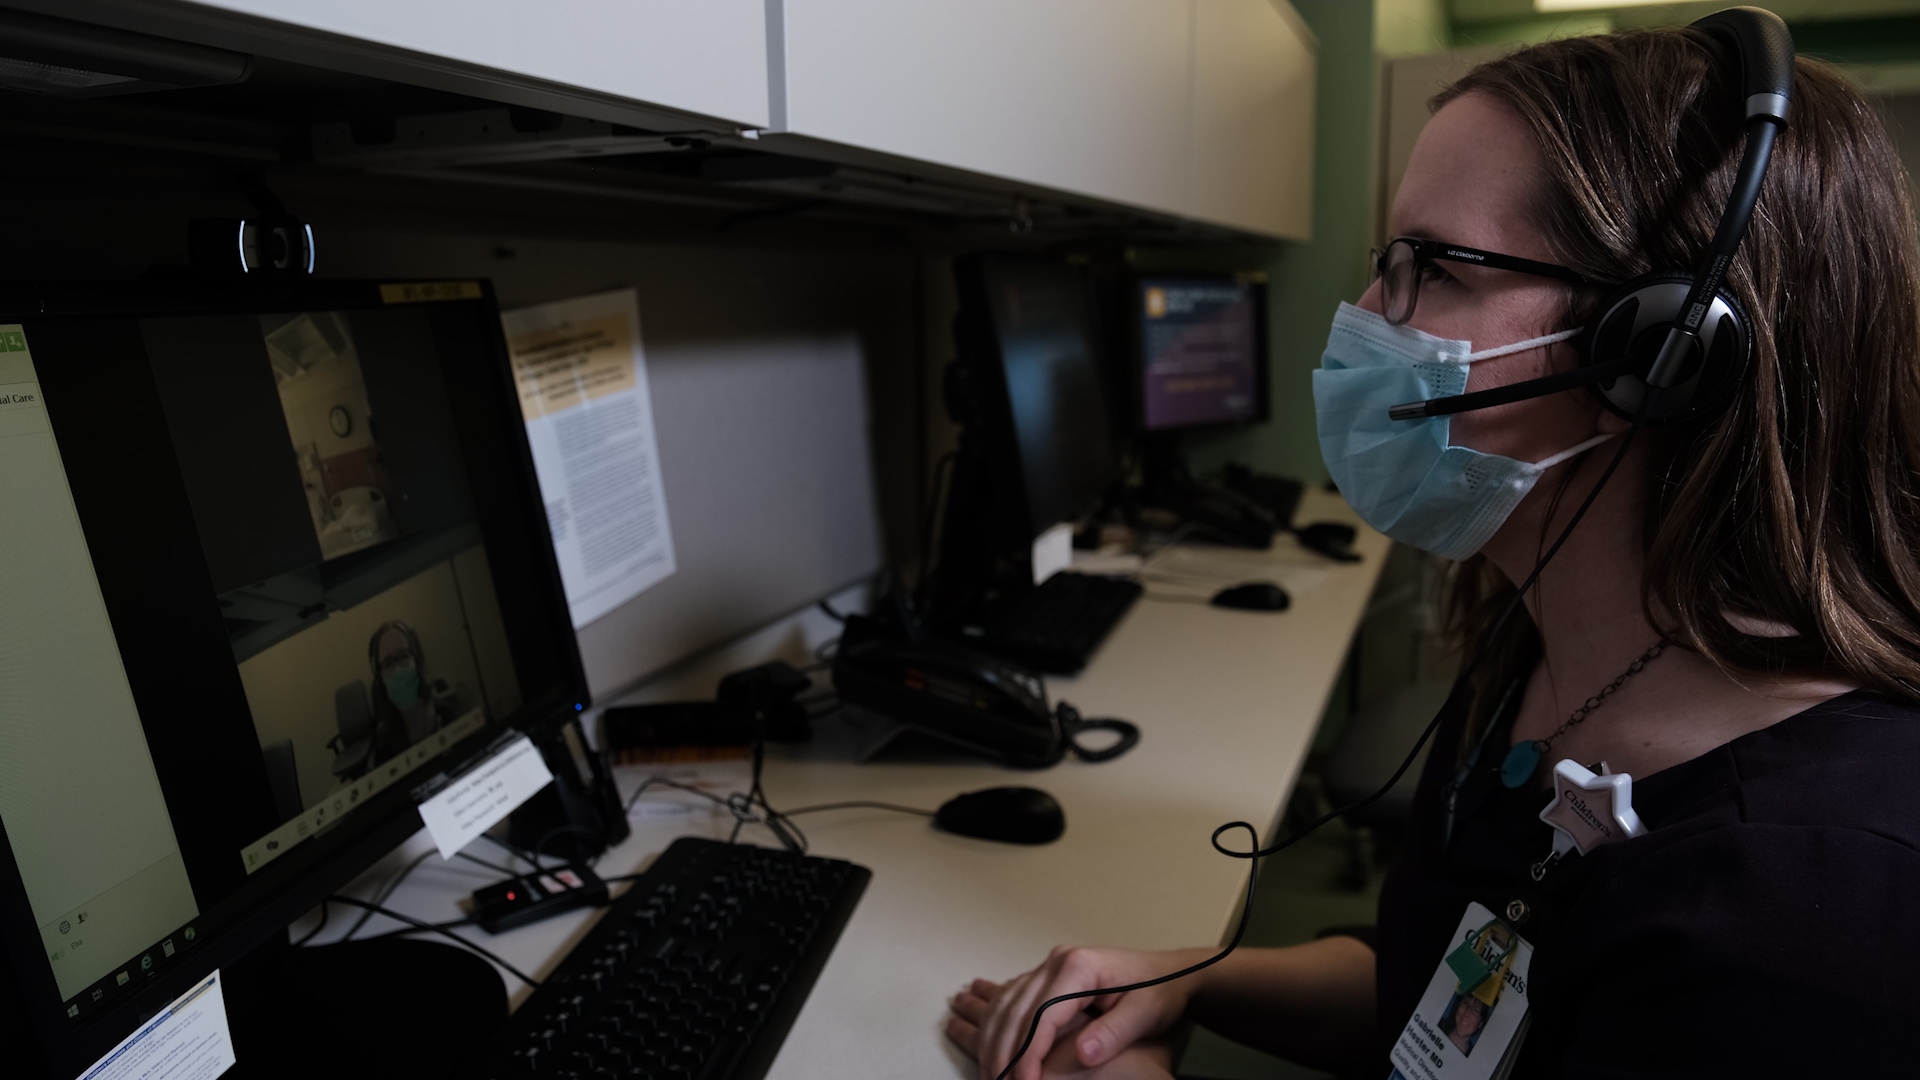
[316,229,917,700]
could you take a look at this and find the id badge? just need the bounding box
[1388,903,1534,1080]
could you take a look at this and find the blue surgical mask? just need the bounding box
[1312,302,1611,560]
[383,663,423,711]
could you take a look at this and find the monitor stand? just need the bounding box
[917,437,1032,632]
[225,935,507,1079]
[1137,436,1278,549]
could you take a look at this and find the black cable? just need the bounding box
[290,901,330,948]
[779,800,937,818]
[1138,592,1213,606]
[622,774,734,815]
[623,773,802,851]
[919,449,961,577]
[532,823,604,869]
[338,847,436,942]
[355,915,481,943]
[320,896,542,988]
[813,634,844,668]
[456,851,517,876]
[992,415,1651,1080]
[817,598,848,623]
[481,833,543,870]
[1056,704,1141,764]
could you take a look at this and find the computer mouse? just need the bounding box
[1210,582,1291,612]
[1295,521,1362,563]
[934,786,1065,845]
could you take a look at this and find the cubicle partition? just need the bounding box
[316,228,921,700]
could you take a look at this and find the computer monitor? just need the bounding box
[922,255,1120,625]
[1131,274,1269,432]
[955,254,1121,540]
[0,278,585,1077]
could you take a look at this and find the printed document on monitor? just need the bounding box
[502,289,676,629]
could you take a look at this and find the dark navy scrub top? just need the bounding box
[1372,685,1920,1077]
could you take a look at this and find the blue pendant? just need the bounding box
[1500,741,1541,789]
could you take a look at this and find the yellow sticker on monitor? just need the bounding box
[379,281,482,304]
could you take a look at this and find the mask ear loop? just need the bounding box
[1534,432,1614,471]
[989,382,1659,1080]
[1460,326,1584,364]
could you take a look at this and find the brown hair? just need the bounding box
[1435,29,1920,711]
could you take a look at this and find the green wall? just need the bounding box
[1185,0,1380,487]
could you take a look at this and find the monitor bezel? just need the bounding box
[0,277,587,1077]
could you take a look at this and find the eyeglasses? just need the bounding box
[1369,237,1592,326]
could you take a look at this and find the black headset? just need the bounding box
[1390,6,1794,428]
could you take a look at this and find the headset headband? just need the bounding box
[1387,6,1794,424]
[1643,7,1792,391]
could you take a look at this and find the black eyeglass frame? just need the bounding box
[1370,237,1594,326]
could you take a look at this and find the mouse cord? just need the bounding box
[991,418,1648,1080]
[778,800,938,818]
[1135,586,1220,607]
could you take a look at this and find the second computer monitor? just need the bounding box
[957,255,1121,539]
[1134,275,1269,432]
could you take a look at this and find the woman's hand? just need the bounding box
[946,946,1208,1080]
[947,975,1178,1079]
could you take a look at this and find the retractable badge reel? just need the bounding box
[1532,759,1647,879]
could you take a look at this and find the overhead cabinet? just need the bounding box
[1190,0,1316,240]
[27,0,1314,240]
[102,0,774,127]
[771,0,1316,240]
[773,0,1196,225]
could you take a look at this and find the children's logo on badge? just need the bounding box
[1536,759,1645,873]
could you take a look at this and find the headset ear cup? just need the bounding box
[1581,271,1752,427]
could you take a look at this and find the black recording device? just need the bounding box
[472,861,609,934]
[991,10,1797,1079]
[600,661,815,753]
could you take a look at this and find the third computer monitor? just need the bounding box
[1134,275,1269,433]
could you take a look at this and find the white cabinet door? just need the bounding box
[186,0,771,127]
[1189,0,1316,240]
[778,0,1194,218]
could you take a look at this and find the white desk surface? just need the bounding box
[317,489,1389,1078]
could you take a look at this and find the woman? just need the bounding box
[947,26,1920,1079]
[366,619,451,766]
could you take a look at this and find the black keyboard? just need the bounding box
[971,572,1143,674]
[463,838,870,1080]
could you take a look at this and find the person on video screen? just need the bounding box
[367,620,452,764]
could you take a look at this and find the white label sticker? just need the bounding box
[416,736,554,859]
[1032,522,1075,586]
[79,969,235,1080]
